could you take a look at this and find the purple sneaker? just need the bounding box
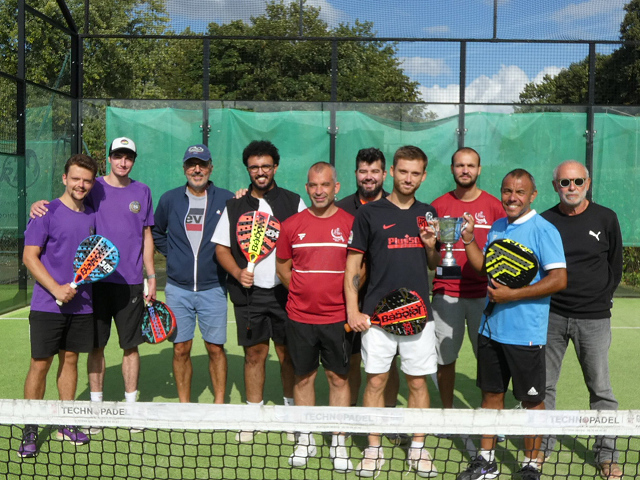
[17,425,38,458]
[57,426,90,445]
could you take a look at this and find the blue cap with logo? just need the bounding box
[183,144,212,163]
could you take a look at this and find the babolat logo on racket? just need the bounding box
[76,240,117,281]
[376,302,426,327]
[485,238,538,287]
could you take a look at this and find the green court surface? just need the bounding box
[1,297,638,479]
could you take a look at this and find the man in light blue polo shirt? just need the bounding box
[456,169,567,480]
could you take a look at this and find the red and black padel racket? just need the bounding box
[236,211,281,273]
[346,288,428,336]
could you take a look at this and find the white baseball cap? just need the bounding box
[109,137,137,157]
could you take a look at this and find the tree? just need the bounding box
[518,0,640,107]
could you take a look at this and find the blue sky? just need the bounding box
[166,0,629,118]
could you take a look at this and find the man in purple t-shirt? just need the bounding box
[20,154,99,457]
[31,137,156,415]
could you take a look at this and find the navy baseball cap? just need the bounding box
[183,144,212,163]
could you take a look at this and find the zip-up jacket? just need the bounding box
[153,181,233,291]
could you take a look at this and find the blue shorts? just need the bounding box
[165,283,228,345]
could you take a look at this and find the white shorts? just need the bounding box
[432,294,485,365]
[361,321,437,376]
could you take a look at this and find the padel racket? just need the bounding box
[56,235,119,306]
[141,280,176,344]
[236,211,281,273]
[345,288,428,336]
[483,238,539,316]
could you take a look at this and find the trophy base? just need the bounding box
[436,265,462,280]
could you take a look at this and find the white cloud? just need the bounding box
[166,0,348,26]
[423,25,450,35]
[532,66,563,85]
[551,0,625,22]
[399,57,451,77]
[418,64,562,119]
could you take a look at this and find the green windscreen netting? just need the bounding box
[105,107,639,245]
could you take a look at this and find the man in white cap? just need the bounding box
[31,138,156,419]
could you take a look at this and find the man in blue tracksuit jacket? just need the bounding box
[152,144,233,404]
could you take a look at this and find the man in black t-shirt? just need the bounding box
[539,160,623,480]
[345,145,440,478]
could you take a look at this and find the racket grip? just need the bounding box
[247,262,256,273]
[483,301,496,317]
[56,282,78,306]
[344,317,371,332]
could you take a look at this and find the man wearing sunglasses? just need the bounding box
[212,140,306,442]
[539,160,623,480]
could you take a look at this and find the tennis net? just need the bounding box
[1,399,639,479]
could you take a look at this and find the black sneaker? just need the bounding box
[457,455,499,480]
[17,424,38,458]
[514,465,541,480]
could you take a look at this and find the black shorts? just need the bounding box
[29,311,94,358]
[93,282,145,350]
[477,334,546,403]
[350,331,362,356]
[286,319,352,377]
[233,286,288,347]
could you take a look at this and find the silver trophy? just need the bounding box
[425,212,466,279]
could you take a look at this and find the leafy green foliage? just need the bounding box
[518,0,640,107]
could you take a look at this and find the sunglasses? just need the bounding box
[557,178,587,188]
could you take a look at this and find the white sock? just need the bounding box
[331,434,346,447]
[90,392,103,402]
[247,400,264,406]
[283,397,294,407]
[124,390,137,403]
[522,456,540,470]
[479,449,495,462]
[410,440,424,450]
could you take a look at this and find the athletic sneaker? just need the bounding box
[17,425,38,458]
[57,426,90,445]
[355,447,385,477]
[407,447,437,478]
[330,445,353,472]
[81,426,102,435]
[457,455,499,480]
[288,433,317,467]
[514,465,541,480]
[235,430,256,442]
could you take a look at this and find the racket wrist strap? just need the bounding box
[461,234,475,245]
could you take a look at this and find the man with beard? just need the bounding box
[430,147,503,409]
[538,160,623,480]
[335,148,401,410]
[152,144,233,404]
[277,163,354,471]
[345,146,440,478]
[212,140,305,442]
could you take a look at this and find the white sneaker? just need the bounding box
[355,447,385,477]
[235,430,256,442]
[330,445,353,472]
[81,426,102,435]
[285,431,297,442]
[407,447,437,478]
[288,433,317,467]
